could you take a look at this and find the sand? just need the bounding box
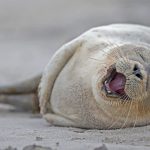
[0,0,150,149]
[0,113,150,150]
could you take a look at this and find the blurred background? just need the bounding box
[0,0,150,84]
[0,1,150,148]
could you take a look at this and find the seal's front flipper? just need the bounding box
[39,38,83,114]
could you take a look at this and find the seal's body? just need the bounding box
[1,24,150,129]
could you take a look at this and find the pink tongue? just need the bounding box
[109,73,126,94]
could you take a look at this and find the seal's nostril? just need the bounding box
[133,64,143,80]
[133,64,139,72]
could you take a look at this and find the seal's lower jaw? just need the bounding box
[102,66,130,100]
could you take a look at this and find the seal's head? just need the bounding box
[92,44,150,128]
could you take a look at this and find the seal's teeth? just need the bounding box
[107,90,111,94]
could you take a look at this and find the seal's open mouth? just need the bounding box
[103,66,129,100]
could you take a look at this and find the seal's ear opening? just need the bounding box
[39,37,83,115]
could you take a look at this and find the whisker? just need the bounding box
[121,101,133,129]
[113,43,130,63]
[121,95,130,102]
[120,94,127,100]
[132,102,138,129]
[107,100,122,129]
[141,100,148,133]
[105,40,123,59]
[134,50,145,62]
[100,49,110,56]
[107,100,128,129]
[88,57,106,64]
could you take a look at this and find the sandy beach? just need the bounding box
[0,0,150,149]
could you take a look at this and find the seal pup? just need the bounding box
[1,24,150,129]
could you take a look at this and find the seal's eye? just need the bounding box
[133,64,143,80]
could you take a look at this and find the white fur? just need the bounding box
[39,24,150,129]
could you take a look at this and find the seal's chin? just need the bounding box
[103,66,130,100]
